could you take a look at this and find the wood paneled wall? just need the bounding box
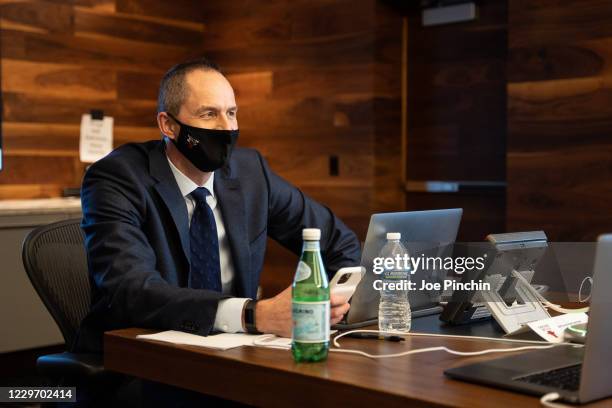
[1,1,404,296]
[0,0,206,198]
[403,0,507,241]
[508,0,612,241]
[199,0,403,295]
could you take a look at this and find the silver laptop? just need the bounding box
[336,209,463,328]
[445,234,612,404]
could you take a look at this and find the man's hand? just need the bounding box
[255,286,350,338]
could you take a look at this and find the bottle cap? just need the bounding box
[386,232,401,240]
[303,228,321,241]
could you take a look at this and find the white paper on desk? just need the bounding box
[79,114,113,163]
[136,330,290,351]
[250,335,292,350]
[525,313,588,343]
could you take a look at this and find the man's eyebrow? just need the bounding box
[194,106,219,115]
[193,105,238,115]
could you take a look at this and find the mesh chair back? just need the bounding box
[22,219,90,347]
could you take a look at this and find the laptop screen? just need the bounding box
[347,209,463,324]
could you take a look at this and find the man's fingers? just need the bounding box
[330,302,350,319]
[330,305,349,325]
[331,315,344,326]
[330,293,349,306]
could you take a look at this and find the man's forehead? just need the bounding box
[184,69,235,102]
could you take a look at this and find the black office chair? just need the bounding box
[20,218,138,408]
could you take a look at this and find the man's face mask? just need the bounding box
[167,112,239,172]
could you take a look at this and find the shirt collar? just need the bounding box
[166,155,215,199]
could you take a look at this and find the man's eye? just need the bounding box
[228,111,237,118]
[202,111,215,118]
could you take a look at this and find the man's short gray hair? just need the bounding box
[157,57,221,115]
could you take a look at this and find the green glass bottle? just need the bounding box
[291,228,330,362]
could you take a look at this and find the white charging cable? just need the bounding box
[540,392,572,408]
[253,331,581,407]
[542,300,589,314]
[578,276,593,303]
[252,330,584,356]
[329,329,581,359]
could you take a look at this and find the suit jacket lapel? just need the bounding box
[215,169,253,298]
[149,142,191,264]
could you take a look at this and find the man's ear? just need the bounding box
[157,112,178,140]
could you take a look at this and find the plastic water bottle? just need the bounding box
[378,232,412,332]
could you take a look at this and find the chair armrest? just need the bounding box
[37,352,106,378]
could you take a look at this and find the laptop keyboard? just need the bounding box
[515,364,582,391]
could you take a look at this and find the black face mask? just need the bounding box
[167,113,239,172]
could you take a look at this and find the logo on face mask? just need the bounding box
[186,134,200,149]
[167,112,239,172]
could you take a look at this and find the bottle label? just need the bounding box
[294,261,312,282]
[302,241,320,251]
[292,301,330,343]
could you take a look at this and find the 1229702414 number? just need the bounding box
[1,387,76,402]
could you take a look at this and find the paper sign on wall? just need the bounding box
[79,114,113,163]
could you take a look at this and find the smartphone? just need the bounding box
[329,266,365,303]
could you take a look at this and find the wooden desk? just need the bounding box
[104,327,612,407]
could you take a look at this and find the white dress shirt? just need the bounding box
[166,156,249,333]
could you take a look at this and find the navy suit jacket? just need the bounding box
[73,140,361,353]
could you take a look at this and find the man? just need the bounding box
[74,57,361,354]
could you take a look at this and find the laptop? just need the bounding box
[444,234,612,404]
[336,208,463,329]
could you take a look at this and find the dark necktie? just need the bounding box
[189,187,222,292]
